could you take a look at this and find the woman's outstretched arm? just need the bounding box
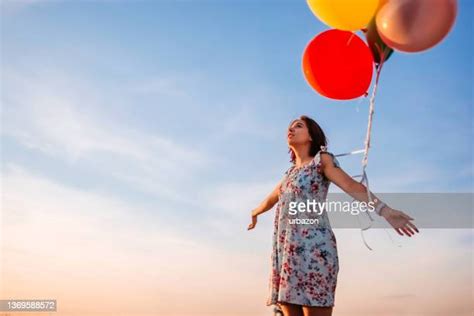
[320,153,420,237]
[247,181,282,230]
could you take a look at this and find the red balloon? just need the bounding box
[303,29,374,100]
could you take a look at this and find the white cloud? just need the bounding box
[1,67,214,202]
[1,164,273,315]
[129,73,283,143]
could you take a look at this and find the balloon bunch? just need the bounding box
[303,0,457,100]
[302,0,457,250]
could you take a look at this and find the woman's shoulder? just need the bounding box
[318,150,341,169]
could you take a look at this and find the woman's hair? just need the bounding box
[288,115,328,164]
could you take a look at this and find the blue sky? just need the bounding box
[1,1,473,315]
[2,0,472,193]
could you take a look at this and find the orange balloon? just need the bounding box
[376,0,457,53]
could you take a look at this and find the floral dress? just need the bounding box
[266,147,341,307]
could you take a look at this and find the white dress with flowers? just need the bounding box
[266,149,341,307]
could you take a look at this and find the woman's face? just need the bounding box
[287,119,312,146]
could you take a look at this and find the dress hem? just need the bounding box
[266,299,335,308]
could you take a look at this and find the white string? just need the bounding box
[333,47,403,250]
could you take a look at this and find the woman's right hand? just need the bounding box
[246,182,281,231]
[247,213,258,230]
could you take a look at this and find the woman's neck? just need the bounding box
[292,144,313,167]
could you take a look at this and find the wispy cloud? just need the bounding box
[1,164,272,315]
[128,73,283,144]
[1,67,215,203]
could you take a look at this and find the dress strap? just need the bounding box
[312,145,327,163]
[317,145,341,169]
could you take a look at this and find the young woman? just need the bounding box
[247,115,419,316]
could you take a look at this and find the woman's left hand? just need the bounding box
[381,207,420,237]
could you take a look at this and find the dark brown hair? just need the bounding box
[287,115,328,164]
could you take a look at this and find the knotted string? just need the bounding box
[332,43,402,250]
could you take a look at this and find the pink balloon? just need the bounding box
[376,0,457,53]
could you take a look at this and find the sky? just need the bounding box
[0,1,473,316]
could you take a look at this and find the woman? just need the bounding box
[247,115,419,316]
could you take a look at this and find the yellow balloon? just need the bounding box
[307,0,379,31]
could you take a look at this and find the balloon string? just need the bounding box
[372,45,402,249]
[350,43,392,251]
[358,45,403,250]
[347,31,356,46]
[352,44,385,251]
[334,43,401,250]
